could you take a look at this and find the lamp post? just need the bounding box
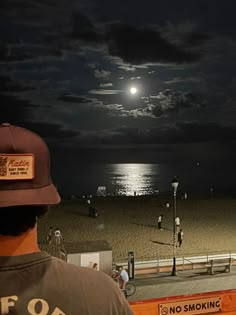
[171,177,179,276]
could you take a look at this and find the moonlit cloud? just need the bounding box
[89,89,124,95]
[119,65,136,71]
[164,76,203,84]
[88,63,99,69]
[100,83,113,87]
[106,56,137,71]
[94,69,111,78]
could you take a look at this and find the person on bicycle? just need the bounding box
[117,266,129,290]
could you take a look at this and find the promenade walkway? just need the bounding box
[128,265,236,301]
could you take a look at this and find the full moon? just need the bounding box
[130,87,137,95]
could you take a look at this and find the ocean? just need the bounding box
[53,162,236,198]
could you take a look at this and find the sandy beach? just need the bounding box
[38,195,236,262]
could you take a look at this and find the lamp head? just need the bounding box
[171,177,179,193]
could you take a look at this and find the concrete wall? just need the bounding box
[100,251,112,275]
[66,250,112,275]
[67,253,81,266]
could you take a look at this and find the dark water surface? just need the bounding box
[53,162,236,197]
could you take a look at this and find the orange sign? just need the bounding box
[130,289,236,315]
[159,297,221,315]
[0,154,35,180]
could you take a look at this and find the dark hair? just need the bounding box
[0,206,48,236]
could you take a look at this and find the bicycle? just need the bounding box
[124,282,136,297]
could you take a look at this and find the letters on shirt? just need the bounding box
[0,296,65,315]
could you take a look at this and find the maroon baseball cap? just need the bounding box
[0,123,61,207]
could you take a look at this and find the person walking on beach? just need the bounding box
[178,229,184,247]
[0,123,133,315]
[55,227,63,245]
[175,216,180,232]
[46,226,53,245]
[158,214,163,230]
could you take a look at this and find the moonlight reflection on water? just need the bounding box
[108,164,161,196]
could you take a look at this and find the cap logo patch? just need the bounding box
[0,154,35,180]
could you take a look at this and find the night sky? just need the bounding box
[1,0,236,164]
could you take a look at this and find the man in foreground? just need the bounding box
[0,123,133,315]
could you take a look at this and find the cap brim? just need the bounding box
[0,184,61,207]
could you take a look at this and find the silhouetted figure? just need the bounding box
[46,226,53,245]
[158,215,163,230]
[178,229,184,247]
[55,228,63,245]
[92,263,98,270]
[175,216,180,232]
[210,187,214,198]
[89,207,99,218]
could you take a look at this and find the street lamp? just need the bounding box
[171,177,179,276]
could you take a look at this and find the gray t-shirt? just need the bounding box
[0,251,133,315]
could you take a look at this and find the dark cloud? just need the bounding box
[0,2,72,62]
[0,76,40,125]
[0,0,33,11]
[58,94,89,103]
[106,24,200,65]
[0,75,35,92]
[0,90,78,143]
[0,93,31,124]
[0,95,78,143]
[72,12,103,43]
[183,31,210,47]
[148,89,204,118]
[23,121,79,141]
[0,44,35,62]
[0,3,208,67]
[152,106,164,118]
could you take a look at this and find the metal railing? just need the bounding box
[113,250,236,274]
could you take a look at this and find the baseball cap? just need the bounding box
[0,123,61,207]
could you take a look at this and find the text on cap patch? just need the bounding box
[0,154,35,180]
